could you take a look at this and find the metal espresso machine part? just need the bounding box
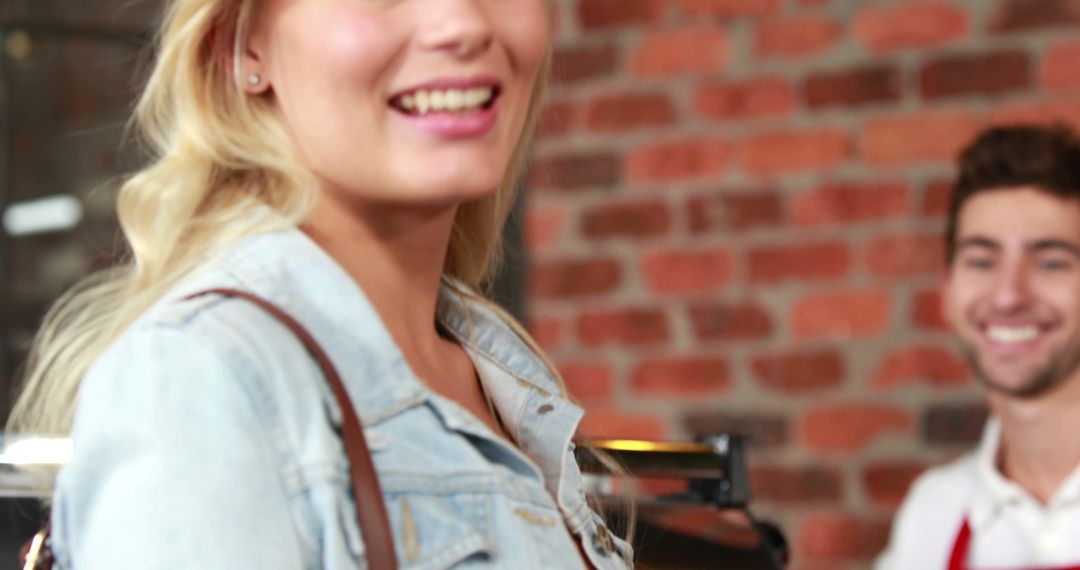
[576,435,788,570]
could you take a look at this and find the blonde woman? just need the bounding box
[9,0,632,567]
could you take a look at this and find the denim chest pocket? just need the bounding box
[335,476,497,570]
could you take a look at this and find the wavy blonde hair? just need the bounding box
[8,0,552,439]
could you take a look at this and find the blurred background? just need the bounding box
[2,0,1079,568]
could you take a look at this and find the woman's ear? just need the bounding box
[239,22,269,94]
[240,47,268,94]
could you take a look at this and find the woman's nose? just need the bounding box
[417,0,494,59]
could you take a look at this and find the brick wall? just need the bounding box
[525,0,1080,567]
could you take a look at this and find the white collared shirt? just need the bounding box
[875,418,1080,569]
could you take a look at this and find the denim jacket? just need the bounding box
[50,225,632,569]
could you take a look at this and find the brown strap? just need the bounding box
[21,288,399,570]
[187,288,398,569]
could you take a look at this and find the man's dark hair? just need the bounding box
[946,123,1080,262]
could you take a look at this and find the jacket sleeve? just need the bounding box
[50,323,307,570]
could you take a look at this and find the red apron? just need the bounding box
[948,516,1080,570]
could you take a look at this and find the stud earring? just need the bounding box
[247,73,261,87]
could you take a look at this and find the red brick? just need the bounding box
[864,462,928,509]
[626,137,732,183]
[990,0,1080,34]
[741,128,850,176]
[862,111,980,166]
[681,0,782,18]
[683,410,789,448]
[913,288,949,331]
[632,28,730,77]
[578,0,663,30]
[577,408,668,439]
[584,92,676,133]
[693,77,796,121]
[921,51,1031,100]
[750,464,843,504]
[804,65,901,109]
[636,478,687,497]
[792,289,891,340]
[551,43,618,85]
[751,349,845,393]
[800,404,912,452]
[855,3,968,53]
[688,190,784,233]
[631,356,732,395]
[529,257,621,298]
[536,100,577,138]
[989,98,1080,129]
[922,179,953,218]
[756,15,840,59]
[865,233,944,277]
[530,151,620,191]
[798,512,892,561]
[527,315,565,350]
[577,307,671,346]
[871,346,971,389]
[559,361,614,403]
[924,402,988,445]
[791,181,909,227]
[524,203,565,252]
[582,199,673,240]
[748,242,850,283]
[1043,39,1080,90]
[639,247,733,295]
[689,302,773,341]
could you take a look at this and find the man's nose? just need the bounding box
[991,261,1034,312]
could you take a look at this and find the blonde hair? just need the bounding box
[7,0,552,439]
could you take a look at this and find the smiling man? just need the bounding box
[877,124,1080,570]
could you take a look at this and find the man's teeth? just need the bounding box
[398,87,493,114]
[987,325,1040,343]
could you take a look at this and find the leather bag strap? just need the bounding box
[187,288,398,569]
[21,288,399,570]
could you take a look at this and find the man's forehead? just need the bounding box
[956,187,1080,241]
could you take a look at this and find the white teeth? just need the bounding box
[445,90,464,111]
[395,87,494,115]
[987,325,1040,343]
[466,89,488,107]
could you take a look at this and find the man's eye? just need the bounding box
[962,258,994,270]
[1038,259,1072,271]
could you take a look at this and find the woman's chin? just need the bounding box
[403,176,505,205]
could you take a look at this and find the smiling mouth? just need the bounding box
[986,324,1041,344]
[389,86,500,116]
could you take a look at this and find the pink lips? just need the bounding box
[399,102,498,139]
[389,77,500,139]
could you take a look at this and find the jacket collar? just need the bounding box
[203,226,571,425]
